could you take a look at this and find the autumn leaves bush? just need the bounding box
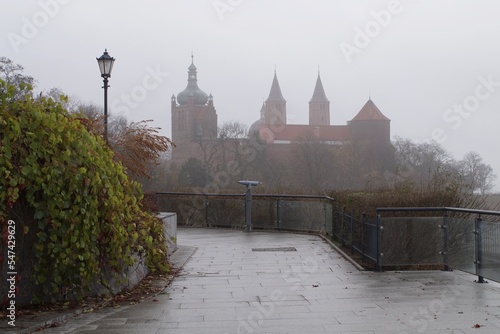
[0,80,169,303]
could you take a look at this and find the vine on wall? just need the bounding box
[0,81,169,303]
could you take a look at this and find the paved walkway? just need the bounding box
[11,228,500,333]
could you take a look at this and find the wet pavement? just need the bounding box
[8,227,500,333]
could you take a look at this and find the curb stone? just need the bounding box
[319,234,365,271]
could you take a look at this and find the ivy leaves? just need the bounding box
[0,81,169,302]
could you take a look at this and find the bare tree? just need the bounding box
[459,152,496,194]
[476,164,496,195]
[460,152,482,193]
[194,121,266,187]
[0,57,35,102]
[216,121,249,180]
[292,132,336,191]
[392,137,455,191]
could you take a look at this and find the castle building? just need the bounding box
[171,57,394,188]
[249,70,390,145]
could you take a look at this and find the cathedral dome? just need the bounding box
[177,56,209,106]
[177,86,209,105]
[248,118,264,135]
[249,103,265,136]
[247,102,274,143]
[248,119,274,143]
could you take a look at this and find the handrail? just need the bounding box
[375,206,500,282]
[376,207,500,217]
[156,192,334,202]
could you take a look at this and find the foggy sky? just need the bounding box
[2,0,500,191]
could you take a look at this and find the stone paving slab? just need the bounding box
[7,227,500,333]
[0,245,196,334]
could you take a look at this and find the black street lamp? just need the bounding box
[96,49,115,143]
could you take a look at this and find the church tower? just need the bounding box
[264,70,287,126]
[350,98,390,143]
[309,72,330,126]
[171,55,217,163]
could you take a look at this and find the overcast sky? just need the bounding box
[2,0,500,191]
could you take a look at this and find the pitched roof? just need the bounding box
[266,71,286,103]
[351,99,390,121]
[272,124,350,142]
[309,73,329,103]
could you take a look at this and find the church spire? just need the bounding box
[264,69,287,125]
[309,72,329,103]
[266,70,286,103]
[309,71,330,126]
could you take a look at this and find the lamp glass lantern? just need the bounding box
[97,49,115,78]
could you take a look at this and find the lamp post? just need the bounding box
[96,49,115,143]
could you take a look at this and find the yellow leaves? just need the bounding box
[1,83,171,301]
[109,119,171,178]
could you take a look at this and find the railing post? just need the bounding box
[376,213,383,272]
[341,211,346,248]
[277,199,282,231]
[323,202,327,231]
[442,212,450,271]
[205,195,209,227]
[475,215,485,283]
[350,212,354,254]
[361,212,366,259]
[331,206,335,240]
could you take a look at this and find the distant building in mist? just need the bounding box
[248,70,390,146]
[170,55,218,163]
[170,57,395,188]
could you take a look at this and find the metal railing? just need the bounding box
[156,192,380,267]
[156,192,500,281]
[331,211,378,266]
[376,207,500,282]
[156,192,335,232]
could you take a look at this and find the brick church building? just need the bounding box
[171,57,395,189]
[248,70,390,147]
